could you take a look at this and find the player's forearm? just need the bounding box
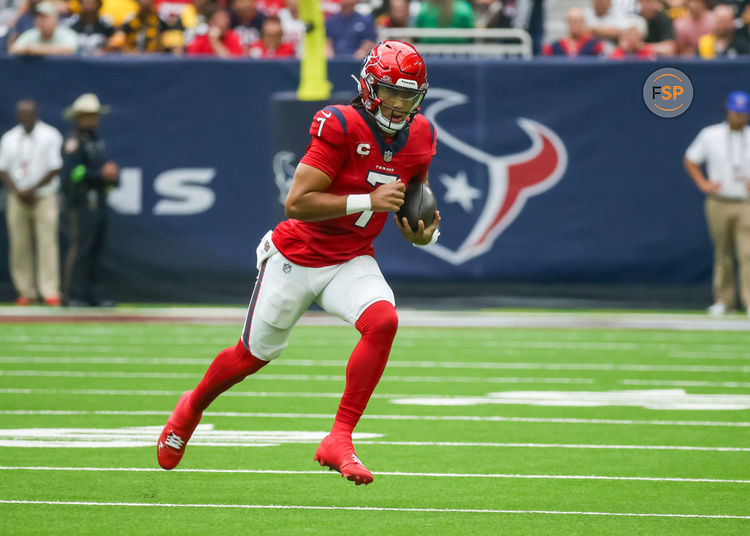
[284,191,348,221]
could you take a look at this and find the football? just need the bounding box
[397,180,438,232]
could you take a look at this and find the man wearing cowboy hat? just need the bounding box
[61,93,119,307]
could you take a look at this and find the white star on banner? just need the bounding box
[439,172,481,212]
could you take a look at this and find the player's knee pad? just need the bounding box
[356,300,399,341]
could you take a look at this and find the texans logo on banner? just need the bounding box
[421,89,568,265]
[272,89,568,266]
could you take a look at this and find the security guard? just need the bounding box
[61,93,119,307]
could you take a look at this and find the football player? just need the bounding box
[157,40,441,485]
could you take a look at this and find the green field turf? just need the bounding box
[0,321,749,535]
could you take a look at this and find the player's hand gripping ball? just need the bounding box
[397,181,437,231]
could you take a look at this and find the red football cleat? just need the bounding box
[157,391,203,470]
[15,296,31,306]
[314,433,374,486]
[44,297,61,306]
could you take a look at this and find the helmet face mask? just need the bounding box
[357,41,428,134]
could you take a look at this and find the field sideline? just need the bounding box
[0,309,748,534]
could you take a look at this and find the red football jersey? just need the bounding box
[272,104,437,267]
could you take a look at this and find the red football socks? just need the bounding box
[332,300,399,436]
[189,340,268,412]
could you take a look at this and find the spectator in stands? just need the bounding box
[609,14,657,56]
[542,7,605,55]
[473,0,501,28]
[257,0,284,15]
[376,0,411,27]
[326,0,376,58]
[66,0,115,55]
[485,0,546,54]
[248,13,294,56]
[674,0,715,55]
[715,0,749,21]
[159,7,186,53]
[0,0,26,28]
[110,0,170,52]
[187,7,242,55]
[0,100,63,306]
[639,0,676,54]
[10,0,77,54]
[587,0,629,42]
[684,91,750,316]
[230,0,264,49]
[5,0,40,50]
[415,0,475,42]
[698,3,749,55]
[181,0,216,48]
[98,0,138,27]
[277,0,304,56]
[666,0,689,18]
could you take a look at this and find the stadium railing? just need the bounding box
[376,27,533,59]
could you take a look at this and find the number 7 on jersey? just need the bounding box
[354,171,399,228]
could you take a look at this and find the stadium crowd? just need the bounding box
[0,0,747,58]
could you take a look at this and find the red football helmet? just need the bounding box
[355,40,428,134]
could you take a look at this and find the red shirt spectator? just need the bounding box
[674,0,716,55]
[248,14,296,57]
[609,17,657,59]
[610,43,656,57]
[542,8,606,56]
[187,8,244,56]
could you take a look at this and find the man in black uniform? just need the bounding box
[61,93,119,307]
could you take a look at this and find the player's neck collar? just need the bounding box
[355,107,411,161]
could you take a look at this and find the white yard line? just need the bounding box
[5,387,750,407]
[3,307,750,331]
[2,356,748,372]
[349,441,750,452]
[5,369,750,390]
[3,370,749,389]
[6,337,750,356]
[0,499,748,519]
[622,380,750,388]
[0,370,595,385]
[0,388,350,399]
[0,466,748,484]
[1,410,746,427]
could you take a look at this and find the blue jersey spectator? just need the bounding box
[326,0,376,59]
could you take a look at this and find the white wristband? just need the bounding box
[414,228,440,247]
[346,194,371,215]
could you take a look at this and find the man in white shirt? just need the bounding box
[684,91,750,316]
[9,1,77,55]
[0,100,63,305]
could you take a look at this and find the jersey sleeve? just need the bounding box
[307,106,348,146]
[299,137,346,180]
[300,107,349,180]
